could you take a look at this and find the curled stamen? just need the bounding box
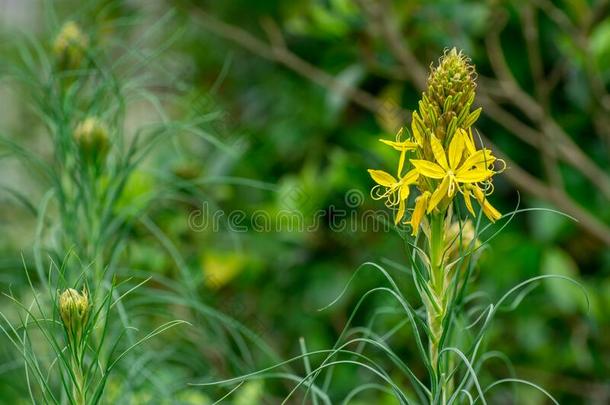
[486,182,495,196]
[371,185,387,201]
[479,180,493,192]
[386,190,400,206]
[495,158,507,173]
[396,127,404,143]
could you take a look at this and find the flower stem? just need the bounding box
[427,213,450,403]
[71,355,85,405]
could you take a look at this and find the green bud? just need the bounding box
[59,288,90,343]
[53,21,89,70]
[173,162,202,180]
[74,117,110,165]
[417,48,477,145]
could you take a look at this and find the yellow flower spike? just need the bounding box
[410,191,430,236]
[364,50,507,397]
[368,49,505,232]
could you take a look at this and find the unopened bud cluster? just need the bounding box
[53,21,89,70]
[59,288,90,343]
[413,48,480,155]
[74,117,110,164]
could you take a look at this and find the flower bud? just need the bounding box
[74,117,110,165]
[53,21,89,70]
[417,48,478,145]
[59,288,90,342]
[445,220,480,264]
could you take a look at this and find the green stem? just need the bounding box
[71,354,85,405]
[427,213,451,404]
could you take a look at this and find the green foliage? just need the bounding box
[0,0,608,404]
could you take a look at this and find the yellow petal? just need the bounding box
[398,150,405,177]
[399,181,411,201]
[448,132,464,170]
[410,159,446,179]
[462,128,477,156]
[460,149,496,170]
[472,185,485,201]
[395,198,406,225]
[379,139,418,151]
[473,186,501,222]
[463,188,475,217]
[482,199,501,222]
[402,167,420,184]
[411,112,423,145]
[447,177,458,197]
[430,135,449,170]
[368,169,397,187]
[427,176,450,213]
[455,168,493,183]
[410,191,430,236]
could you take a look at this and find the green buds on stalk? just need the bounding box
[74,117,110,165]
[445,220,480,270]
[53,21,89,70]
[413,48,481,147]
[59,288,90,344]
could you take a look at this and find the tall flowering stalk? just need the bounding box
[0,18,188,404]
[368,48,504,403]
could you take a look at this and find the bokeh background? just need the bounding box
[1,0,609,403]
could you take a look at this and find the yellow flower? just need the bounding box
[379,128,418,176]
[463,183,502,222]
[368,168,419,224]
[410,134,495,214]
[410,191,430,236]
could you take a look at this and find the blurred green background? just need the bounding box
[1,0,609,403]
